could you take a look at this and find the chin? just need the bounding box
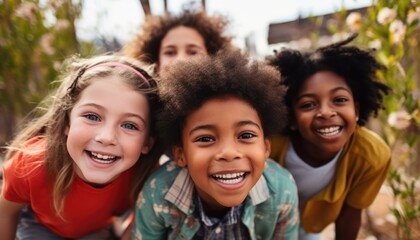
[83,175,114,187]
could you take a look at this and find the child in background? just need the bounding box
[0,55,162,239]
[123,8,233,73]
[132,50,299,240]
[124,8,235,165]
[267,34,391,240]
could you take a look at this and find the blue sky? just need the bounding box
[76,0,372,55]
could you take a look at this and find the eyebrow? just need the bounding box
[161,44,205,49]
[78,103,147,124]
[296,86,352,101]
[188,120,262,136]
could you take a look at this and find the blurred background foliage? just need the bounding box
[0,0,96,147]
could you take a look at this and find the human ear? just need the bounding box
[355,102,360,122]
[289,115,298,131]
[173,146,187,167]
[64,114,70,136]
[141,136,155,154]
[264,138,271,159]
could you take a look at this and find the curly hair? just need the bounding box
[123,9,233,65]
[157,50,288,147]
[267,34,391,126]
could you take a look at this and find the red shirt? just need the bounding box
[2,137,133,238]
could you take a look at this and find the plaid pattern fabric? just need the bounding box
[193,192,249,240]
[133,159,299,240]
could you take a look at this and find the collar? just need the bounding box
[164,163,270,215]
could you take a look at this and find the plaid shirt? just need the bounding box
[193,191,249,240]
[133,159,299,240]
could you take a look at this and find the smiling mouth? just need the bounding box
[88,151,120,164]
[211,172,248,185]
[315,126,342,136]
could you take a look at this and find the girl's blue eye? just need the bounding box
[239,132,256,139]
[122,123,138,130]
[194,136,214,142]
[84,113,100,122]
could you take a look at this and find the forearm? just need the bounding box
[0,217,19,240]
[120,224,132,240]
[335,203,362,240]
[0,196,24,240]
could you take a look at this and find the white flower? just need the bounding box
[54,19,70,31]
[368,39,382,50]
[297,38,312,49]
[40,33,55,55]
[389,20,407,44]
[385,213,398,224]
[15,2,38,24]
[332,32,349,43]
[407,11,420,25]
[53,61,61,71]
[346,12,362,32]
[366,236,378,240]
[48,0,61,10]
[388,110,411,129]
[377,7,397,25]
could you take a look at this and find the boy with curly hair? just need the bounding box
[132,50,299,239]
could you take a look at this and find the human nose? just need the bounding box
[215,139,242,161]
[95,126,117,145]
[316,104,337,119]
[175,52,189,62]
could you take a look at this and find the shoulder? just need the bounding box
[270,134,289,150]
[269,135,290,164]
[346,127,391,167]
[263,159,297,195]
[142,160,182,192]
[3,137,46,176]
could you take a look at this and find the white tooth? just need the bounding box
[318,126,340,134]
[91,152,115,160]
[217,176,243,184]
[213,172,245,179]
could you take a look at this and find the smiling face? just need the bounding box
[291,71,359,166]
[158,26,207,72]
[174,96,270,214]
[65,76,152,187]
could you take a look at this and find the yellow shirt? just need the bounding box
[270,126,391,233]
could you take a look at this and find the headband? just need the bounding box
[87,62,150,86]
[68,61,151,94]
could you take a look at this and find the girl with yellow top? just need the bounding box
[267,34,391,240]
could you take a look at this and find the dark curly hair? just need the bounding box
[158,50,288,147]
[123,9,233,65]
[267,34,391,126]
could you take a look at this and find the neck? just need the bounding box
[201,201,231,218]
[290,135,337,167]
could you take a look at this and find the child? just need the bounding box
[123,8,233,73]
[0,55,162,239]
[267,34,391,240]
[132,50,299,239]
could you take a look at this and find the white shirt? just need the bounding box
[285,142,341,212]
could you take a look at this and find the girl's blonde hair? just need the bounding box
[5,54,162,218]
